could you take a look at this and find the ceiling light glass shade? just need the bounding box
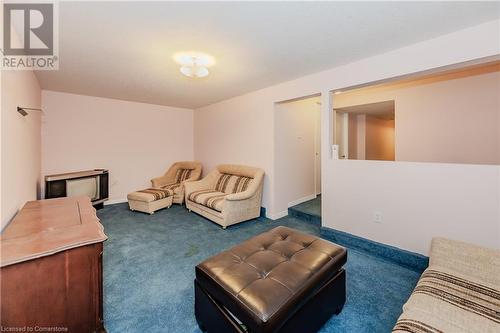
[174,53,215,67]
[174,52,215,78]
[194,66,209,78]
[180,65,209,78]
[180,66,194,77]
[176,55,196,66]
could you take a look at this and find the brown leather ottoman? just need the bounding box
[195,226,347,333]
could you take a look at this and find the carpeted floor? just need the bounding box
[289,195,321,217]
[99,203,421,333]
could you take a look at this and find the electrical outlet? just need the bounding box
[373,211,383,223]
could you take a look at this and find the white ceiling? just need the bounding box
[35,1,500,109]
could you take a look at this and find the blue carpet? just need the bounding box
[289,195,321,217]
[99,203,421,333]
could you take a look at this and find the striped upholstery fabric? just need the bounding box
[175,168,193,183]
[189,173,253,212]
[188,190,227,212]
[414,269,500,324]
[393,267,500,333]
[137,188,173,200]
[393,319,443,333]
[187,173,254,212]
[161,182,181,193]
[214,173,253,194]
[129,188,173,202]
[159,169,193,193]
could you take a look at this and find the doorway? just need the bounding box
[273,94,321,217]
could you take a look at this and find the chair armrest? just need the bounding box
[151,174,175,188]
[182,174,201,184]
[185,171,219,198]
[184,180,207,193]
[225,190,257,201]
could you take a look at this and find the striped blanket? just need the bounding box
[393,268,500,332]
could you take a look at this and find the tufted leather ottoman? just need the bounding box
[195,226,347,333]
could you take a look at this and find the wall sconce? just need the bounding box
[17,107,44,117]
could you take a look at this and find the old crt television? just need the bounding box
[45,169,109,209]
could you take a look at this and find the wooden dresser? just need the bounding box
[0,197,108,332]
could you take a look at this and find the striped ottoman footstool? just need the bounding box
[127,188,173,214]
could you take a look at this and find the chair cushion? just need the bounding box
[161,182,182,194]
[215,173,253,194]
[188,190,227,212]
[127,188,173,202]
[175,168,193,183]
[196,226,347,329]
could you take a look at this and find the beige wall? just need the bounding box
[331,160,499,254]
[334,70,500,165]
[194,20,500,253]
[41,91,194,203]
[1,69,42,230]
[194,90,275,210]
[274,96,320,216]
[365,116,395,161]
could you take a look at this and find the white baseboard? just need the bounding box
[104,198,127,205]
[266,194,317,220]
[287,194,317,208]
[266,210,288,220]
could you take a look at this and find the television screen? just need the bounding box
[66,177,100,201]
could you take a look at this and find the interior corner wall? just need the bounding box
[41,91,194,203]
[365,116,395,161]
[193,91,275,213]
[1,69,42,231]
[194,19,500,254]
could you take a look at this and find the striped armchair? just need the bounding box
[151,161,202,204]
[184,164,264,229]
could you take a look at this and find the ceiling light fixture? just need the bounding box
[174,52,215,78]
